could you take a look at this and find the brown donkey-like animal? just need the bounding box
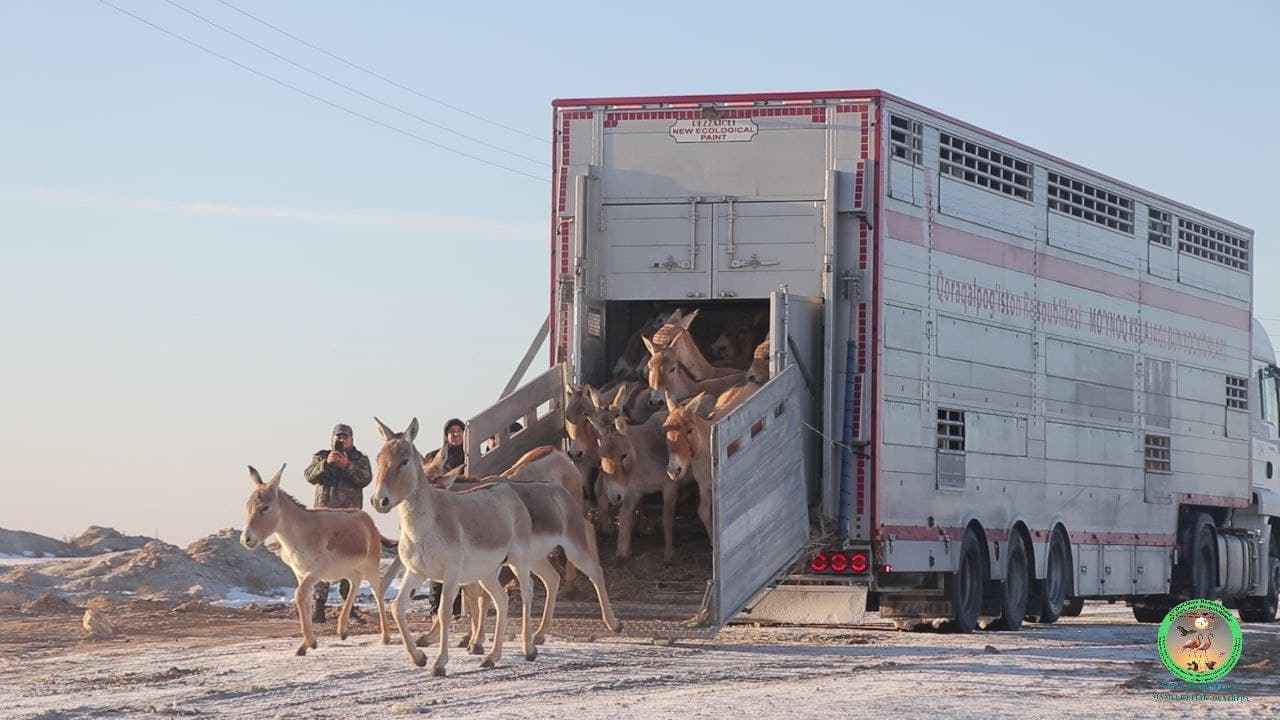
[424,466,623,655]
[371,417,536,675]
[590,410,695,563]
[240,464,394,656]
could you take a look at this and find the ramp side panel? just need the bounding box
[465,364,566,478]
[712,365,809,626]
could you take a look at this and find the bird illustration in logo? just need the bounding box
[1176,624,1193,637]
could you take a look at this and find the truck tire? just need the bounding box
[1239,533,1279,623]
[1033,527,1071,624]
[1182,512,1218,600]
[1061,596,1084,617]
[993,531,1030,630]
[944,527,985,633]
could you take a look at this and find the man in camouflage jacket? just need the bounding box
[304,423,372,622]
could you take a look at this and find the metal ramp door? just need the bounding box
[771,290,825,502]
[711,201,823,299]
[709,364,810,626]
[602,202,712,300]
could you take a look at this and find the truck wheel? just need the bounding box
[993,532,1029,630]
[944,527,985,633]
[1239,533,1279,623]
[1033,527,1071,624]
[1061,596,1084,617]
[1183,512,1218,600]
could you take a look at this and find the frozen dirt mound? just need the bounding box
[184,528,294,593]
[0,530,294,602]
[69,526,154,555]
[21,592,84,615]
[0,527,74,558]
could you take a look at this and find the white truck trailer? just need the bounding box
[463,90,1279,633]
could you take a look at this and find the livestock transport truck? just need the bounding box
[462,90,1280,634]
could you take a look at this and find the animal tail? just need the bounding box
[380,535,399,550]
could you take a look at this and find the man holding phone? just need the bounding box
[303,422,373,623]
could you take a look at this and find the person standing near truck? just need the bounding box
[303,422,373,623]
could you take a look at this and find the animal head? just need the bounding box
[709,332,736,361]
[564,384,603,425]
[241,464,286,550]
[590,414,635,484]
[643,336,683,392]
[746,337,771,384]
[663,392,708,481]
[371,416,421,513]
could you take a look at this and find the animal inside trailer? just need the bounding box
[465,90,1279,634]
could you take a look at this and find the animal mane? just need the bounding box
[651,323,685,347]
[274,487,307,511]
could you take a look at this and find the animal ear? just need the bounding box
[374,416,395,441]
[587,414,608,435]
[586,385,602,408]
[677,308,699,330]
[666,308,684,324]
[433,466,462,489]
[407,417,420,441]
[641,335,656,355]
[610,384,629,409]
[613,416,628,434]
[267,463,285,489]
[248,466,264,486]
[685,392,708,415]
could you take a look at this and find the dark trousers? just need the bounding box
[314,579,351,608]
[427,581,464,616]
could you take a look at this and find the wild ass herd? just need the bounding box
[239,308,769,674]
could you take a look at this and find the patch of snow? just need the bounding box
[21,551,35,558]
[42,552,56,558]
[209,587,294,609]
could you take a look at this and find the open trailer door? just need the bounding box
[708,364,810,626]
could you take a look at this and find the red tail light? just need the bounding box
[829,552,849,572]
[849,551,870,574]
[810,552,829,572]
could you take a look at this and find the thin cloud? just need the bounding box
[24,186,543,239]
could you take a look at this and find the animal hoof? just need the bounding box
[381,636,392,645]
[480,658,495,669]
[295,646,307,657]
[309,640,318,649]
[456,638,470,649]
[610,620,624,633]
[412,652,428,668]
[430,663,447,677]
[468,645,485,656]
[414,633,434,648]
[525,649,538,661]
[533,634,546,646]
[340,632,348,641]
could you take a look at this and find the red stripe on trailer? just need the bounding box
[553,89,882,108]
[1177,493,1250,509]
[869,101,882,537]
[882,210,1251,331]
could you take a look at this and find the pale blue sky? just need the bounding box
[1,0,1277,545]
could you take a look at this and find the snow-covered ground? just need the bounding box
[4,604,1275,719]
